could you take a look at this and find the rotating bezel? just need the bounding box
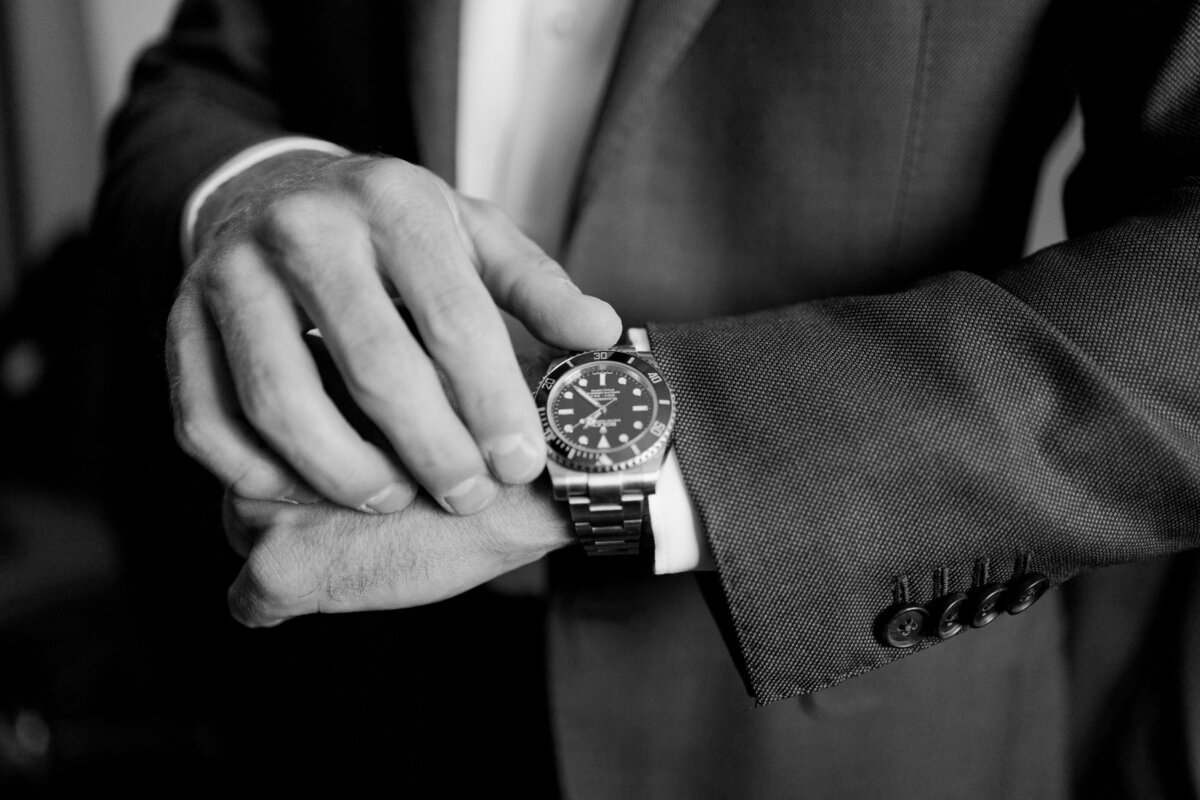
[534,350,675,473]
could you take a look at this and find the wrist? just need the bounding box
[487,479,576,569]
[182,138,353,262]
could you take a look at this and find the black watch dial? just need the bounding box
[535,350,675,471]
[548,362,657,453]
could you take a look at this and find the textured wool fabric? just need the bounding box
[647,1,1200,703]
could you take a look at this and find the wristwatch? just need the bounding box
[534,330,676,556]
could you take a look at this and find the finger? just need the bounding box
[256,189,500,514]
[356,163,546,488]
[169,277,322,505]
[204,239,417,513]
[222,490,321,560]
[222,490,255,558]
[225,501,416,627]
[456,194,623,350]
[225,493,549,628]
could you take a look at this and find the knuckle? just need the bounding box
[226,458,285,501]
[227,584,263,627]
[167,280,210,352]
[337,325,406,405]
[255,191,329,252]
[241,544,305,615]
[228,574,286,627]
[419,282,495,350]
[357,159,422,202]
[525,252,561,279]
[458,385,533,434]
[199,241,255,300]
[356,160,448,223]
[172,413,213,463]
[238,365,289,434]
[174,415,287,499]
[166,288,194,337]
[507,257,563,314]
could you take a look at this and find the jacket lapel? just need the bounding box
[404,0,459,181]
[399,0,721,237]
[573,0,722,214]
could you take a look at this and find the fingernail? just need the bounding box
[440,475,497,516]
[280,485,322,504]
[360,483,409,514]
[485,434,543,483]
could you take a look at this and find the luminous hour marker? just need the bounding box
[564,391,573,399]
[578,379,588,387]
[579,435,589,445]
[557,408,575,415]
[564,425,574,433]
[618,377,627,385]
[598,435,610,448]
[632,405,648,411]
[632,388,642,396]
[599,373,607,386]
[633,421,644,430]
[618,434,629,443]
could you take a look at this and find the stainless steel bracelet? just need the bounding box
[557,467,655,556]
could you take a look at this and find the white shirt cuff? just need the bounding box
[650,448,715,573]
[180,136,351,263]
[625,327,713,574]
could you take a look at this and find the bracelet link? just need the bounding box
[566,475,648,555]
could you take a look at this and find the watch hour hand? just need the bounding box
[582,398,617,426]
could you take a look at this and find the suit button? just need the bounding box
[1006,573,1050,614]
[877,604,929,648]
[929,592,970,640]
[969,584,1007,628]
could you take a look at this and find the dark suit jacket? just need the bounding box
[97,0,1200,797]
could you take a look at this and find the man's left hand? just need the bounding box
[223,481,572,627]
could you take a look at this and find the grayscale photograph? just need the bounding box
[0,0,1198,796]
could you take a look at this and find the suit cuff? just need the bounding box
[180,136,351,262]
[630,326,713,574]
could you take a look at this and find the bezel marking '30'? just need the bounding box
[535,350,676,473]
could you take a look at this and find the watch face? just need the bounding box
[534,350,675,471]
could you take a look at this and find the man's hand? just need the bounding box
[168,152,621,516]
[222,482,573,627]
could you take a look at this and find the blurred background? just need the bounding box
[0,0,1092,793]
[0,0,195,789]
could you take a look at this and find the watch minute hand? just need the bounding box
[575,387,604,409]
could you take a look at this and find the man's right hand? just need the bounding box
[167,151,621,515]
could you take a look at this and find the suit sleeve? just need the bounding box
[94,0,297,322]
[648,0,1200,704]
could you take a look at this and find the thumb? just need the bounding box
[455,195,623,351]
